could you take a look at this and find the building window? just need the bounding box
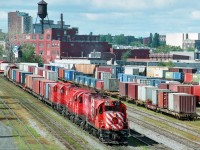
[39,43,43,47]
[52,50,57,54]
[47,51,51,55]
[32,43,36,47]
[40,50,43,55]
[71,43,74,46]
[32,35,36,39]
[47,43,50,48]
[47,35,50,40]
[40,35,44,39]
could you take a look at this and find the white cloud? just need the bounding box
[191,11,200,19]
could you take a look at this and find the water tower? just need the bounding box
[37,0,48,34]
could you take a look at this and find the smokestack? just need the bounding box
[61,13,63,29]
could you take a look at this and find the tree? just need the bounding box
[130,41,144,47]
[20,43,43,64]
[100,35,106,42]
[152,33,160,48]
[106,34,113,43]
[148,33,153,47]
[121,49,131,60]
[114,34,125,45]
[154,45,183,53]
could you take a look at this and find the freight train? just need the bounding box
[4,65,129,145]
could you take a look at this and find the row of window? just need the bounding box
[32,43,60,48]
[39,50,59,55]
[32,34,51,40]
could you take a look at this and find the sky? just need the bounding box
[1,0,200,37]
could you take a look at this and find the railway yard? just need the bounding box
[0,74,200,150]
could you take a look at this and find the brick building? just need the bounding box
[11,28,112,63]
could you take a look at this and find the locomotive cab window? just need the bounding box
[105,106,120,111]
[99,105,103,114]
[61,89,64,94]
[79,97,83,103]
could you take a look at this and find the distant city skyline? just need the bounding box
[1,0,200,37]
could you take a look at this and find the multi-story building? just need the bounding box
[11,28,112,63]
[8,11,33,36]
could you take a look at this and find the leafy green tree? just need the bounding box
[130,41,144,47]
[152,33,160,48]
[121,49,131,60]
[114,34,126,45]
[106,34,113,43]
[148,33,153,47]
[100,35,106,42]
[20,44,43,64]
[154,45,183,53]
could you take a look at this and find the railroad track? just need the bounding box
[128,108,200,149]
[0,97,45,150]
[0,76,87,150]
[127,106,200,138]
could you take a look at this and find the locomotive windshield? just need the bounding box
[105,106,120,111]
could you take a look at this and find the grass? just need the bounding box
[143,117,200,142]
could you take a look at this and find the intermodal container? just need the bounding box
[184,73,193,83]
[58,67,65,79]
[137,79,151,86]
[20,71,33,84]
[168,93,196,113]
[104,78,119,92]
[192,74,200,83]
[165,72,173,79]
[84,77,91,86]
[12,69,21,81]
[146,86,158,102]
[158,90,172,109]
[90,78,97,88]
[45,70,58,81]
[152,89,169,105]
[128,83,139,100]
[79,75,86,85]
[48,83,58,103]
[25,74,44,89]
[119,82,129,97]
[28,66,36,73]
[75,75,80,83]
[191,85,200,105]
[169,67,182,72]
[101,72,111,80]
[40,79,55,97]
[138,85,155,102]
[118,73,123,82]
[64,70,76,81]
[96,80,104,90]
[173,72,182,80]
